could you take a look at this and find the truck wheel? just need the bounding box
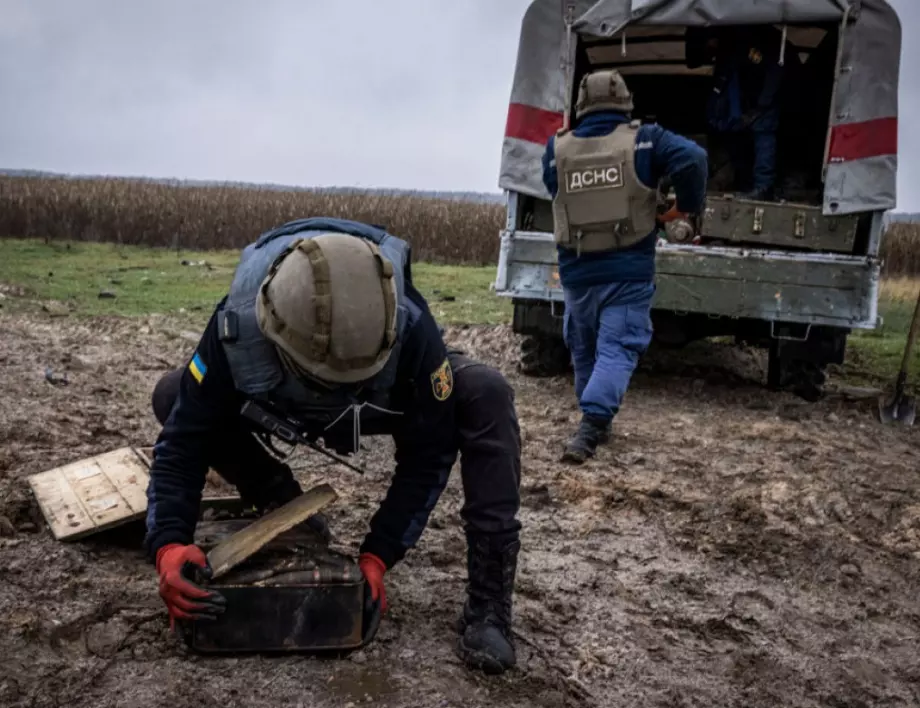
[767,341,783,390]
[519,335,571,377]
[767,342,827,402]
[787,359,827,402]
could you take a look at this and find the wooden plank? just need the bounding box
[27,469,96,538]
[27,447,151,541]
[97,448,149,513]
[134,447,154,468]
[207,484,338,580]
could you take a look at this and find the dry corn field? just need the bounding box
[880,223,920,276]
[4,175,919,273]
[0,176,504,265]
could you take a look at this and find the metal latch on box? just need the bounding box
[794,211,806,239]
[752,207,764,234]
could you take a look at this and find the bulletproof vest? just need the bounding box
[551,122,659,253]
[218,218,416,445]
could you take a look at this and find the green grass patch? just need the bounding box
[843,295,919,387]
[412,263,511,325]
[2,237,916,386]
[0,239,238,318]
[0,238,511,324]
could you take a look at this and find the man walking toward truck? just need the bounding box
[542,69,708,464]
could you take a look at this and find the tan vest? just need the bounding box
[551,122,659,253]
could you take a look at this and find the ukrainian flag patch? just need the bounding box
[188,352,207,384]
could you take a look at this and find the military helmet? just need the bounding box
[256,233,399,385]
[575,69,634,119]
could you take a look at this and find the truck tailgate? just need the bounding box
[495,231,880,329]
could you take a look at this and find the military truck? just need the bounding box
[494,0,901,400]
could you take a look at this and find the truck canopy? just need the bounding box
[499,0,901,216]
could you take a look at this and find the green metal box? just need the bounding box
[700,197,859,253]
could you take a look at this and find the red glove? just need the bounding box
[156,543,226,630]
[659,205,688,224]
[358,553,388,614]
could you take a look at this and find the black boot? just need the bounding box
[456,533,520,675]
[561,414,610,464]
[739,186,774,201]
[598,419,612,445]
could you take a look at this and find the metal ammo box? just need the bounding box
[179,518,380,654]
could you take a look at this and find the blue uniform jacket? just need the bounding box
[707,34,787,134]
[145,282,457,571]
[542,111,708,289]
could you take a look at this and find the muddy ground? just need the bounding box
[0,311,918,708]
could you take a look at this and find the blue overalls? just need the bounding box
[707,35,785,195]
[543,113,708,431]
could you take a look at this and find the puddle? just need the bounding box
[326,665,398,703]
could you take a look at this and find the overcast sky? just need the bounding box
[1,0,918,209]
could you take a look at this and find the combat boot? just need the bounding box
[456,533,520,675]
[739,187,774,201]
[598,419,612,445]
[561,414,610,464]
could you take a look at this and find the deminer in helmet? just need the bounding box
[146,218,522,674]
[543,69,708,463]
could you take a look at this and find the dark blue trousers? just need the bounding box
[562,281,655,422]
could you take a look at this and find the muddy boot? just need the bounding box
[739,186,774,201]
[598,419,612,446]
[456,533,520,675]
[561,414,610,464]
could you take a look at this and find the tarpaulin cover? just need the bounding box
[499,0,901,215]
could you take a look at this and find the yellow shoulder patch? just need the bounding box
[748,47,763,65]
[430,357,453,401]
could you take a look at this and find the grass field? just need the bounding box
[0,238,513,325]
[1,237,917,386]
[3,174,920,275]
[844,278,920,386]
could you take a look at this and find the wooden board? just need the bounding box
[27,446,245,542]
[27,447,151,541]
[207,483,337,580]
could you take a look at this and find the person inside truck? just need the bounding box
[698,25,801,201]
[145,218,523,675]
[541,69,708,464]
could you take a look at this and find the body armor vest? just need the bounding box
[218,218,416,449]
[551,122,659,253]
